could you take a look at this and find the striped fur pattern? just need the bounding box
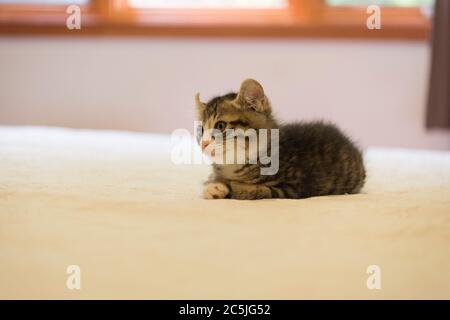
[196,79,366,200]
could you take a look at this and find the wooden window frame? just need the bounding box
[0,0,431,40]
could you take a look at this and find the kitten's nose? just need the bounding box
[201,141,210,151]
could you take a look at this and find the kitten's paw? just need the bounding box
[229,181,256,200]
[229,182,272,200]
[203,182,230,199]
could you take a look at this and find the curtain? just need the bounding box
[426,0,450,129]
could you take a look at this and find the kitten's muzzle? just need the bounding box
[201,140,211,151]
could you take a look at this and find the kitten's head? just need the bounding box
[195,79,277,154]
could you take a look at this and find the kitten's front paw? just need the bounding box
[203,182,230,199]
[229,181,255,200]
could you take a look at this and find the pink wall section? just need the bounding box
[0,37,449,150]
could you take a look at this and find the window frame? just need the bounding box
[0,0,431,40]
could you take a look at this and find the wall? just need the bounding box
[0,37,448,150]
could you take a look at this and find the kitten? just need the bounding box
[195,79,366,200]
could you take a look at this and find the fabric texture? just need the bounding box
[0,126,449,299]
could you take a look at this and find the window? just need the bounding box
[128,0,288,9]
[0,0,87,3]
[326,0,435,18]
[0,0,432,39]
[327,0,433,6]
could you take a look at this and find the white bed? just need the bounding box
[0,126,449,299]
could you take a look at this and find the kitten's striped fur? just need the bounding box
[197,79,365,200]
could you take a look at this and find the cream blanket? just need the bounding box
[1,126,449,299]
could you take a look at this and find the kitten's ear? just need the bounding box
[195,93,206,117]
[236,79,270,114]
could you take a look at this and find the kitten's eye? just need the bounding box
[214,121,226,132]
[196,124,203,142]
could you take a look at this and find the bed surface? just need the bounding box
[1,126,449,299]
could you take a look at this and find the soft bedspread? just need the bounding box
[0,126,449,299]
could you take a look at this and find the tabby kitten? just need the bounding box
[195,79,365,200]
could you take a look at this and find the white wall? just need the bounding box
[0,37,448,150]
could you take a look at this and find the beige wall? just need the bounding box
[0,37,449,150]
